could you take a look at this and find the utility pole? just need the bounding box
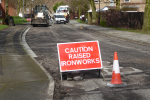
[99,0,100,25]
[23,0,24,21]
[31,0,34,18]
[31,1,32,19]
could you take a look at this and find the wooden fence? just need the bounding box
[102,11,144,29]
[70,13,79,19]
[70,11,144,30]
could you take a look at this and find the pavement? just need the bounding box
[0,20,150,100]
[0,25,54,100]
[70,20,150,45]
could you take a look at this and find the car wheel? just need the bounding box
[33,25,36,27]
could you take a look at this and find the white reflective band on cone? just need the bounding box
[113,60,120,73]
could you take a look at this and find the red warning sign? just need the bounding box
[57,41,103,72]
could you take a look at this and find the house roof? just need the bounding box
[106,6,116,9]
[122,7,139,11]
[88,6,116,12]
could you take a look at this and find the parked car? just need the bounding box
[54,14,66,24]
[24,14,34,18]
[80,15,84,20]
[24,14,30,18]
[86,18,88,24]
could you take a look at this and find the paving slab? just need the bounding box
[0,26,52,100]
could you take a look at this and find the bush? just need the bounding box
[100,20,106,27]
[76,19,85,23]
[12,16,22,19]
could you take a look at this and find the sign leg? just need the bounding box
[99,69,101,78]
[60,72,63,83]
[101,69,105,81]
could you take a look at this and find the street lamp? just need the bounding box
[23,0,24,21]
[31,0,34,18]
[98,0,100,25]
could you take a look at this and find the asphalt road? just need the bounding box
[26,23,150,100]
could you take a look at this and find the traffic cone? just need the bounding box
[81,24,83,29]
[107,52,127,87]
[0,20,2,25]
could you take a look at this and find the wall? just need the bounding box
[8,4,17,16]
[0,0,17,19]
[0,0,5,18]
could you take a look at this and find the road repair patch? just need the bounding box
[104,66,143,75]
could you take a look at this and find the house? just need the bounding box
[0,0,5,18]
[0,0,17,19]
[91,0,116,11]
[121,0,146,12]
[98,6,116,12]
[89,0,146,12]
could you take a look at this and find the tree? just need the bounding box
[53,1,66,12]
[69,0,89,19]
[116,0,120,10]
[142,0,150,31]
[3,0,46,17]
[53,2,59,12]
[88,0,120,24]
[89,0,97,23]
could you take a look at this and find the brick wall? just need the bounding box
[0,0,17,19]
[0,0,5,18]
[8,5,17,16]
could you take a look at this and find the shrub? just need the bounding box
[100,20,106,27]
[12,16,22,19]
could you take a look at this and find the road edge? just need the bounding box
[19,26,55,100]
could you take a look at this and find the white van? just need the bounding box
[54,14,66,24]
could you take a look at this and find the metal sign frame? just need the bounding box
[57,40,104,82]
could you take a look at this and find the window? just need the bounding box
[55,15,65,18]
[26,8,29,11]
[0,10,2,16]
[94,0,99,3]
[110,0,114,6]
[124,0,130,2]
[0,0,1,4]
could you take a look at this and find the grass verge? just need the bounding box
[12,16,29,24]
[0,25,9,31]
[76,19,86,24]
[110,27,150,35]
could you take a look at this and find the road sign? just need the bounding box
[57,41,103,72]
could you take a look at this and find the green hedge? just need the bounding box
[100,20,106,27]
[12,16,23,19]
[12,16,28,24]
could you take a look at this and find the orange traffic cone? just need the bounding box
[81,24,83,29]
[107,52,127,87]
[0,20,2,25]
